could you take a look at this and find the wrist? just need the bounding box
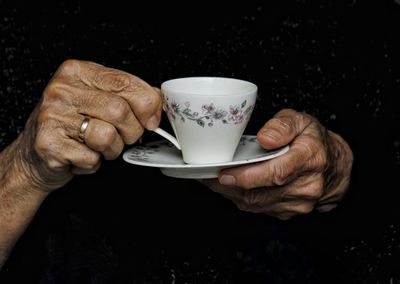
[18,125,75,192]
[1,134,50,197]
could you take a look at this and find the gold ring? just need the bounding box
[78,116,90,143]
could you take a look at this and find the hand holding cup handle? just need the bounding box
[14,59,163,192]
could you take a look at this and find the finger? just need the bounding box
[257,108,313,149]
[236,175,323,213]
[199,179,244,202]
[265,199,316,218]
[236,187,283,213]
[43,73,144,145]
[73,60,133,92]
[35,129,101,172]
[71,159,102,175]
[200,179,314,218]
[76,60,162,130]
[201,179,283,214]
[218,142,311,188]
[121,85,162,130]
[79,118,125,160]
[74,88,144,145]
[64,141,101,170]
[282,174,324,201]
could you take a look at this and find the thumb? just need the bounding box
[257,108,312,149]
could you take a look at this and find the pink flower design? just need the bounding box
[164,98,253,128]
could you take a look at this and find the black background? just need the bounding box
[1,0,400,283]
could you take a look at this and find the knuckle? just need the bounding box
[125,134,141,145]
[135,93,159,115]
[45,159,64,171]
[58,59,80,76]
[89,154,101,167]
[295,140,318,170]
[37,109,67,131]
[82,153,101,169]
[278,200,316,217]
[237,192,264,213]
[105,73,131,91]
[130,123,145,142]
[236,202,251,213]
[298,139,315,158]
[236,169,256,190]
[34,131,53,154]
[36,111,62,133]
[270,164,290,186]
[314,144,328,168]
[43,79,69,102]
[107,98,131,123]
[304,180,324,200]
[242,190,258,207]
[110,147,124,160]
[299,111,315,126]
[37,108,53,124]
[126,78,147,93]
[95,71,131,92]
[296,203,315,215]
[303,138,328,171]
[97,126,118,147]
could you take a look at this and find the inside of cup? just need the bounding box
[161,77,257,96]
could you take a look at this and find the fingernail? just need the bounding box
[146,115,159,130]
[219,175,236,186]
[261,129,282,141]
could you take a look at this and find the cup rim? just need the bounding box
[161,76,257,97]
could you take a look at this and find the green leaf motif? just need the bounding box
[183,108,192,116]
[197,119,205,127]
[244,106,252,115]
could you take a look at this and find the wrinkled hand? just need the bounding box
[16,59,162,192]
[202,109,353,220]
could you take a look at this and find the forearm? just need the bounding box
[0,136,48,270]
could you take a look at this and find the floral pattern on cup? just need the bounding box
[164,98,254,127]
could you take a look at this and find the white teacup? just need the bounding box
[157,77,257,164]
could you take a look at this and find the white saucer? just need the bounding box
[123,135,289,179]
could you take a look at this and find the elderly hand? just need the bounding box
[14,59,162,192]
[202,109,353,220]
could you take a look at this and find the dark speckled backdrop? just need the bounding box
[1,1,400,283]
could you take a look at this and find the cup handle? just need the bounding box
[153,128,181,150]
